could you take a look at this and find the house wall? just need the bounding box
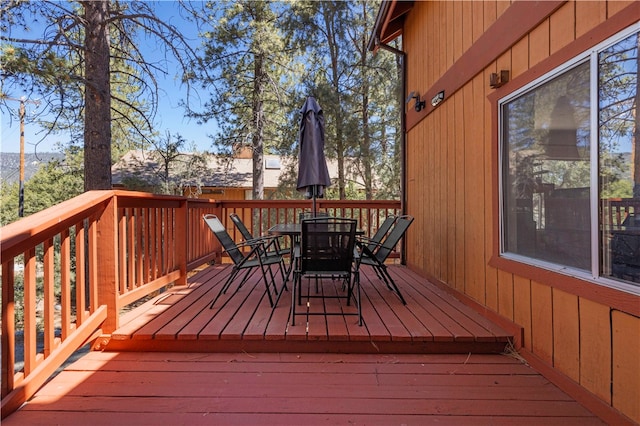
[401,1,639,423]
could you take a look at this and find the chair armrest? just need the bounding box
[231,239,272,257]
[247,235,286,251]
[357,235,375,244]
[233,239,263,250]
[356,239,381,256]
[233,242,276,269]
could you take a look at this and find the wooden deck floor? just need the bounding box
[4,265,608,424]
[105,264,512,354]
[4,351,605,425]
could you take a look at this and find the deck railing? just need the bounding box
[0,190,400,417]
[601,198,639,228]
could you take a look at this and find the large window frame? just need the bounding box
[498,24,640,296]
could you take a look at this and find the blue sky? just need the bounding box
[1,1,217,154]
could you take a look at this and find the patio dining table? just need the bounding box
[268,223,303,284]
[267,222,364,283]
[267,223,365,244]
[268,223,305,239]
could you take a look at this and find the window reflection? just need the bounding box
[501,29,639,287]
[599,32,640,284]
[503,61,591,270]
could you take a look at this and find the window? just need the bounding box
[265,158,281,169]
[500,27,639,291]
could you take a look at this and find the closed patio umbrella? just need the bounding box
[297,96,331,217]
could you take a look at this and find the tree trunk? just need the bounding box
[322,4,346,200]
[83,0,112,191]
[359,11,373,200]
[252,54,265,200]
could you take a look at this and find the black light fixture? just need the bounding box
[490,70,510,88]
[431,90,445,107]
[406,91,426,112]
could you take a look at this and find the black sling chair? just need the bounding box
[357,215,414,305]
[203,214,283,308]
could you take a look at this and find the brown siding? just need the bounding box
[612,310,640,421]
[552,288,580,382]
[402,0,640,423]
[579,298,612,402]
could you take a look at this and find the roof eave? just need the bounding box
[367,0,414,52]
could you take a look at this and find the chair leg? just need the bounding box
[259,264,275,307]
[280,259,289,291]
[237,268,253,290]
[283,258,294,286]
[277,258,286,285]
[355,270,362,326]
[291,271,298,326]
[267,264,279,296]
[380,266,406,305]
[373,265,385,282]
[345,274,352,306]
[374,265,394,291]
[209,268,239,309]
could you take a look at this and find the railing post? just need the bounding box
[1,262,15,399]
[213,202,224,264]
[96,194,119,333]
[175,199,187,286]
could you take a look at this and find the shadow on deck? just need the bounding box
[106,264,512,355]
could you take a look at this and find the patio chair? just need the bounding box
[358,215,414,305]
[292,217,361,326]
[358,215,396,254]
[229,213,290,285]
[611,213,640,280]
[203,214,283,309]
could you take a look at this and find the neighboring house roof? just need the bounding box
[111,150,368,190]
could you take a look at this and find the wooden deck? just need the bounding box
[105,264,512,354]
[4,351,604,425]
[3,264,607,424]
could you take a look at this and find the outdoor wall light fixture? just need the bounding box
[431,91,445,107]
[489,70,510,88]
[406,91,426,112]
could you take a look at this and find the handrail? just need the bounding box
[219,199,401,252]
[0,192,400,417]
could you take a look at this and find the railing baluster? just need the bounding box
[118,209,126,295]
[43,238,55,357]
[137,208,144,287]
[1,261,16,398]
[88,215,100,316]
[23,247,36,376]
[75,220,86,325]
[60,229,71,340]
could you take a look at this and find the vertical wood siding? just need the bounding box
[402,0,639,422]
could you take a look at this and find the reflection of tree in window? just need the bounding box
[501,28,640,286]
[503,60,591,270]
[599,32,639,198]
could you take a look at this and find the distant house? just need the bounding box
[111,147,370,200]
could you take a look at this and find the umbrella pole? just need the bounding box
[312,185,317,217]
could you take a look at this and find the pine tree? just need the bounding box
[1,1,202,190]
[188,1,297,200]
